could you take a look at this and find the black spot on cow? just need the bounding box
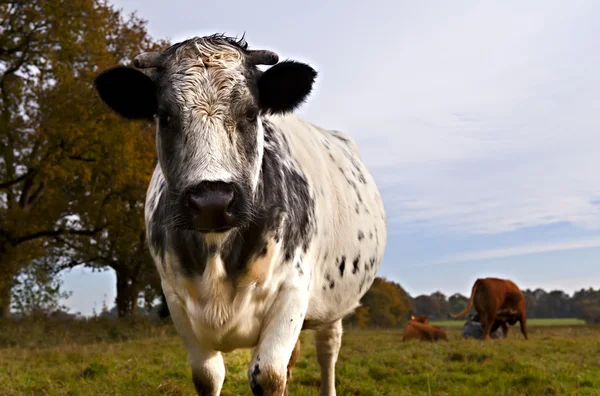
[352,256,360,274]
[250,362,262,395]
[258,245,268,257]
[171,232,210,277]
[369,257,376,270]
[295,262,304,275]
[357,230,364,241]
[329,280,335,289]
[338,257,346,277]
[207,244,217,255]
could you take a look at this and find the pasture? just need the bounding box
[1,319,599,395]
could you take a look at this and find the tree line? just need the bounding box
[343,278,600,328]
[1,1,599,324]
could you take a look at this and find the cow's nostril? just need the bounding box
[186,185,236,231]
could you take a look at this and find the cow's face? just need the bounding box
[94,35,317,233]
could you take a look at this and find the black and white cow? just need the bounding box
[94,34,387,396]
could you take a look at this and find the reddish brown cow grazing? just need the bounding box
[411,315,429,324]
[452,277,528,340]
[402,319,448,342]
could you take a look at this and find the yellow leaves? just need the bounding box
[0,0,166,258]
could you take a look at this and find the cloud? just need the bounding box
[109,0,600,238]
[414,236,600,267]
[317,1,600,236]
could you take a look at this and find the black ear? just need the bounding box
[94,66,157,121]
[257,60,317,114]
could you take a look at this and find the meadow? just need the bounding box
[1,318,599,395]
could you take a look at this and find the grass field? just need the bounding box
[430,318,587,327]
[1,319,599,395]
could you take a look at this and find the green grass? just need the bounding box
[1,319,599,395]
[430,318,587,327]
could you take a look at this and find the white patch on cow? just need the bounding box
[261,114,387,327]
[251,119,265,193]
[164,41,251,188]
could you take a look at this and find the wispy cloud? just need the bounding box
[416,236,600,267]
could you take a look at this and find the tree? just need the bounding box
[345,277,412,328]
[448,293,468,316]
[11,255,72,317]
[430,291,450,318]
[413,295,441,318]
[0,0,167,316]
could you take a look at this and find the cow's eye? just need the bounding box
[245,109,258,123]
[157,110,171,126]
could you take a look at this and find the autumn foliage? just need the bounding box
[0,0,167,317]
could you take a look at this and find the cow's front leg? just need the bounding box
[162,283,225,396]
[248,280,309,395]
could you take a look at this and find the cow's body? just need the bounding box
[146,114,386,350]
[410,314,429,324]
[452,277,528,340]
[402,320,448,342]
[95,34,386,395]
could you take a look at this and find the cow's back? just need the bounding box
[268,114,386,327]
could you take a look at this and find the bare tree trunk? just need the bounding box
[0,251,15,318]
[115,268,139,317]
[0,280,11,318]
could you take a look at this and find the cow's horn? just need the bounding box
[133,52,162,69]
[247,49,279,65]
[411,315,415,320]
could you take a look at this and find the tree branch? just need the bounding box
[68,155,96,163]
[14,225,108,246]
[0,168,35,189]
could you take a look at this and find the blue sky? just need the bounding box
[61,0,600,315]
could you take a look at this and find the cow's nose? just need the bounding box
[187,183,236,231]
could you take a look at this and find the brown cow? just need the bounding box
[402,319,448,342]
[452,277,528,340]
[410,315,429,324]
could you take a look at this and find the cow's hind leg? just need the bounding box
[519,314,529,340]
[315,319,343,396]
[480,312,496,341]
[284,337,301,396]
[501,322,509,338]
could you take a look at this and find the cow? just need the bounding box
[402,319,448,342]
[410,314,429,324]
[93,34,387,396]
[452,277,528,340]
[462,314,505,340]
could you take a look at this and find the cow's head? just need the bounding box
[94,34,317,234]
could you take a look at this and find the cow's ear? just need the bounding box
[94,66,157,121]
[257,60,317,115]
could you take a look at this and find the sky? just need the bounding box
[61,0,600,315]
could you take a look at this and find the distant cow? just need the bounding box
[410,315,429,324]
[462,314,505,340]
[452,277,528,340]
[94,34,387,396]
[402,318,448,342]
